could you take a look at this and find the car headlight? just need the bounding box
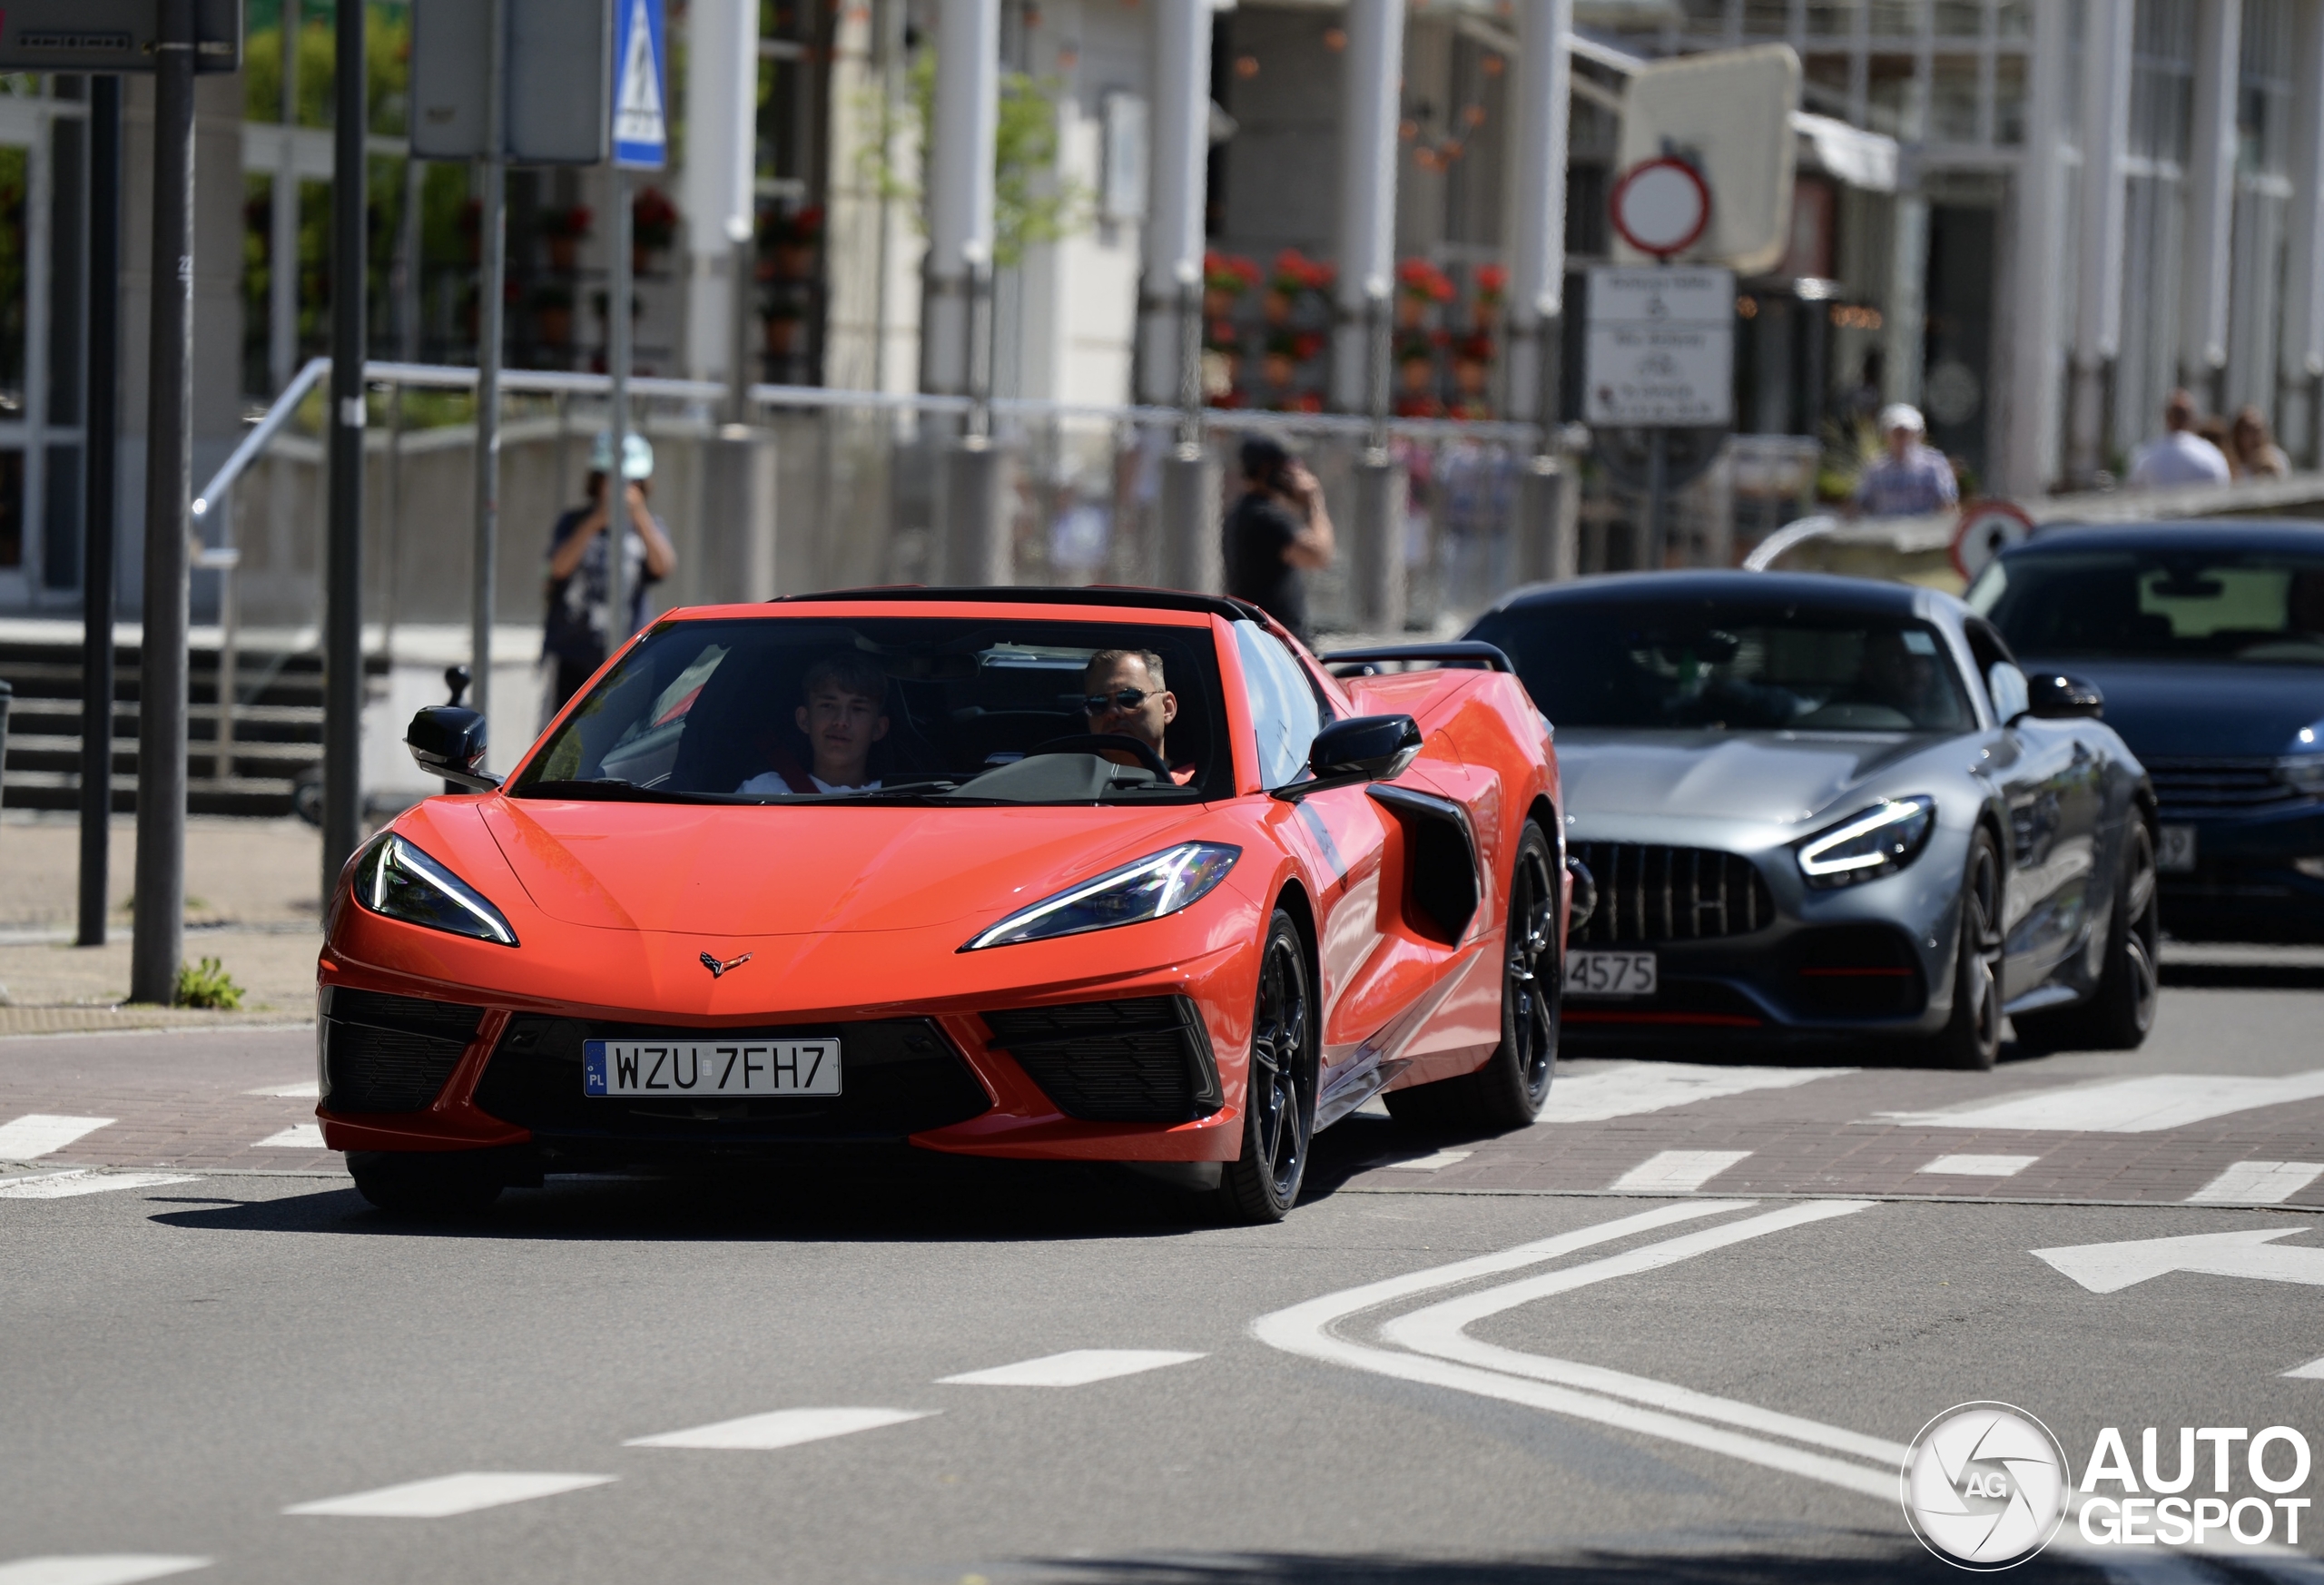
[350,832,519,946]
[961,842,1240,951]
[2282,724,2324,794]
[1796,796,1936,890]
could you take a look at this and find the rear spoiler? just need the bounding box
[1318,641,1515,675]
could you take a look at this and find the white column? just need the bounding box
[1137,0,1213,406]
[1332,0,1405,412]
[681,0,760,386]
[1995,0,2071,497]
[921,0,1001,396]
[1502,0,1570,426]
[2282,1,2324,435]
[2180,0,2242,389]
[2070,0,2136,481]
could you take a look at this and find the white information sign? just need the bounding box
[1584,267,1736,427]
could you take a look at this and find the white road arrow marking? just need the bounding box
[2032,1226,2324,1293]
[624,1407,933,1450]
[284,1472,615,1517]
[0,1560,210,1585]
[939,1350,1203,1387]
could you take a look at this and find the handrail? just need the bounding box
[192,355,330,517]
[1741,513,1842,571]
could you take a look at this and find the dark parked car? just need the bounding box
[1465,571,2158,1068]
[1967,522,2324,941]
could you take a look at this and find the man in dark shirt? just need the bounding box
[544,431,678,711]
[1223,436,1335,643]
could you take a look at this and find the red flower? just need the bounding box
[1474,263,1507,298]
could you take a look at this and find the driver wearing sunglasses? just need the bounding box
[1081,649,1198,785]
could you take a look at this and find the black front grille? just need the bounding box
[473,1016,992,1147]
[1785,924,1925,1019]
[321,989,487,1112]
[2146,757,2299,811]
[1571,842,1773,946]
[980,996,1223,1123]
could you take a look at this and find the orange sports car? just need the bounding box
[318,587,1568,1222]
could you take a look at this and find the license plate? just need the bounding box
[583,1039,842,1098]
[1564,950,1658,999]
[2157,825,2198,873]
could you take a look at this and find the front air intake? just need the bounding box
[980,996,1224,1123]
[320,988,486,1112]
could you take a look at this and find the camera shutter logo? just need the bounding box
[1901,1402,2070,1570]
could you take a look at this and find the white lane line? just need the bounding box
[1377,1203,1905,1471]
[1610,1149,1750,1193]
[253,1125,327,1148]
[2285,1357,2324,1380]
[1256,1199,1895,1501]
[940,1350,1205,1387]
[284,1472,615,1517]
[2187,1160,2324,1205]
[0,1559,211,1585]
[246,1081,320,1098]
[624,1408,934,1450]
[1875,1070,2324,1134]
[1918,1153,2040,1177]
[0,1116,114,1161]
[0,1171,199,1201]
[1535,1063,1854,1125]
[1381,1149,1472,1171]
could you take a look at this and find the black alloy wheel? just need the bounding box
[1923,827,2005,1070]
[2017,819,2160,1052]
[1381,821,1561,1131]
[348,1149,506,1217]
[1217,910,1316,1224]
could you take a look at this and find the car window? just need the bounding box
[1236,622,1325,786]
[1982,549,2324,665]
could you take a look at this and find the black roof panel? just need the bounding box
[1477,568,1928,618]
[2002,520,2324,557]
[772,585,1261,620]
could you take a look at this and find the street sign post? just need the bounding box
[321,0,369,896]
[605,0,665,655]
[1586,262,1736,567]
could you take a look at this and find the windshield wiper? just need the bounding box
[514,779,743,804]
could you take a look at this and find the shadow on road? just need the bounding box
[2160,960,2324,991]
[997,1541,2098,1584]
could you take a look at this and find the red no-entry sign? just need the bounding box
[1610,156,1712,261]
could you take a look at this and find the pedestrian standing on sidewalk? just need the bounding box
[2127,389,2233,487]
[1849,404,1959,518]
[2231,405,2290,479]
[543,431,677,713]
[1223,436,1335,645]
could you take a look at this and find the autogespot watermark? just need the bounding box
[1900,1403,2317,1570]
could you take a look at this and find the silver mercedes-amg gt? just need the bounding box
[1464,571,2159,1068]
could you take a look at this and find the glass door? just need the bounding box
[0,83,89,615]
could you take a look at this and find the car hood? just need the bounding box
[1555,728,1949,826]
[2020,659,2322,758]
[476,797,1201,936]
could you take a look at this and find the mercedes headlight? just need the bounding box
[1796,797,1936,890]
[962,843,1240,951]
[2283,724,2324,795]
[351,832,520,946]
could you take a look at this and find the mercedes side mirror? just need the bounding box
[2025,672,2104,721]
[408,706,500,792]
[1275,714,1423,800]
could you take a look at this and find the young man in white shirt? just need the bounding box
[737,653,889,794]
[2128,389,2232,487]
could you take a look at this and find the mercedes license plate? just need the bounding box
[584,1039,842,1098]
[1564,950,1658,999]
[2157,825,2198,873]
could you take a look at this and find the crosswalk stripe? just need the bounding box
[1876,1070,2324,1134]
[0,1559,211,1585]
[625,1407,934,1450]
[2285,1357,2324,1380]
[0,1171,199,1201]
[939,1350,1206,1387]
[1382,1149,1472,1171]
[1536,1064,1853,1125]
[0,1116,114,1161]
[245,1081,320,1098]
[1610,1150,1752,1194]
[283,1472,615,1518]
[2186,1160,2324,1205]
[1917,1154,2040,1177]
[253,1125,327,1148]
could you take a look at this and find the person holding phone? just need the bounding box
[1223,436,1335,644]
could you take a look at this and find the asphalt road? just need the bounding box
[4,951,2323,1584]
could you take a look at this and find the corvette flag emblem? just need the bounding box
[699,950,753,979]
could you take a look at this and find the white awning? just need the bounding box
[1791,111,1899,193]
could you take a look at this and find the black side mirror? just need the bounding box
[408,706,500,792]
[2025,673,2104,721]
[1275,714,1422,800]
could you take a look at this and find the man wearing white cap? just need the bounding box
[1851,403,1959,518]
[543,430,679,710]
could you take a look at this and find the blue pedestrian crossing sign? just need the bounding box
[612,0,667,170]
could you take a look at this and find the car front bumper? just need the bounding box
[2154,799,2324,941]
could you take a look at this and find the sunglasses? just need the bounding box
[1082,687,1153,714]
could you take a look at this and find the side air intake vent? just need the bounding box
[320,988,486,1113]
[980,996,1223,1123]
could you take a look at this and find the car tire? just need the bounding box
[1383,821,1561,1132]
[1216,910,1317,1225]
[1918,827,2005,1071]
[348,1149,505,1217]
[2015,820,2160,1053]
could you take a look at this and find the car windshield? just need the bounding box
[510,616,1231,803]
[1969,548,2324,665]
[1469,600,1975,733]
